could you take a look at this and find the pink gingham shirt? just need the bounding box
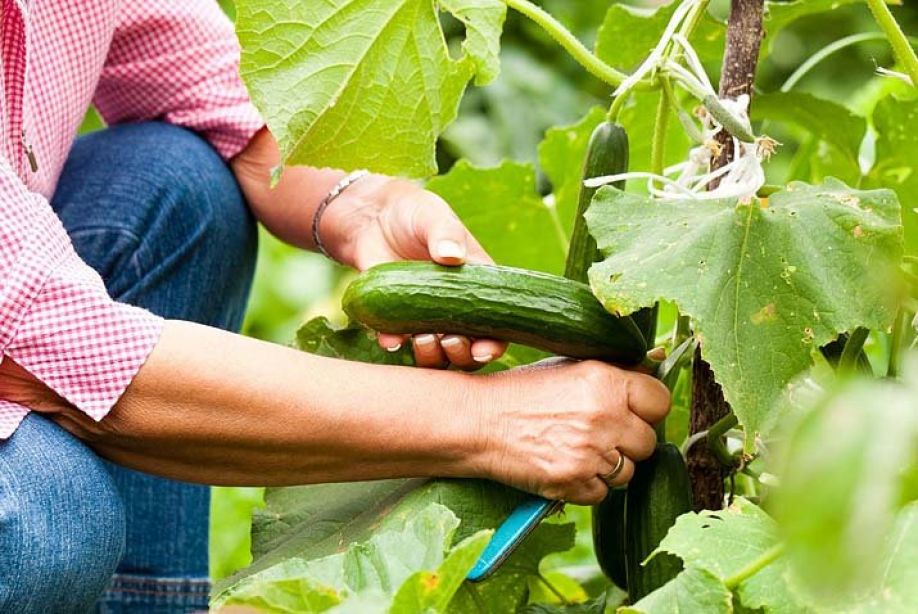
[0,0,264,438]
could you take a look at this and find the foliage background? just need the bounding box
[185,0,915,586]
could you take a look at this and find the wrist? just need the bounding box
[317,173,391,267]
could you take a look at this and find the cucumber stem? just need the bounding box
[501,0,628,87]
[723,543,785,589]
[865,0,918,88]
[651,91,672,179]
[707,413,740,468]
[888,308,912,378]
[838,327,870,377]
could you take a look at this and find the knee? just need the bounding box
[0,415,125,612]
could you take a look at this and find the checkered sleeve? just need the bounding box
[0,163,163,438]
[93,0,264,160]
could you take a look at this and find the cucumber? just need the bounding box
[343,262,647,363]
[592,489,628,589]
[565,121,629,284]
[625,443,693,601]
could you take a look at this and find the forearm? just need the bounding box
[46,320,488,486]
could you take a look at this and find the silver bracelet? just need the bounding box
[312,169,370,258]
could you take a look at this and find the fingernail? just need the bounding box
[473,353,493,364]
[441,336,463,348]
[386,343,402,352]
[436,240,466,261]
[415,334,437,347]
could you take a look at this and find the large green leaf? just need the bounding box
[216,503,490,612]
[752,92,867,184]
[655,499,810,614]
[775,376,918,601]
[868,96,918,254]
[236,0,506,177]
[538,106,607,237]
[427,159,567,274]
[295,317,415,366]
[620,567,733,614]
[586,179,903,441]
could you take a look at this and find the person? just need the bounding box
[0,2,670,612]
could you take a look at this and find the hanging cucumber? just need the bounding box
[565,121,629,283]
[624,443,693,602]
[571,122,634,588]
[343,262,647,363]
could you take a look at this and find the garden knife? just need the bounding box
[466,496,564,582]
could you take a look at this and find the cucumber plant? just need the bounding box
[214,1,918,612]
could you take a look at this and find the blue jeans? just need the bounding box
[0,123,258,612]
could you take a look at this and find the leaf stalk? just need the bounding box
[501,0,628,87]
[866,0,918,89]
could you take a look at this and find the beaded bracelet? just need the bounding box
[311,169,370,258]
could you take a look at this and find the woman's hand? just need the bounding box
[471,359,671,504]
[319,175,507,368]
[232,128,506,370]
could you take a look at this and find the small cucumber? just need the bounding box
[625,443,693,601]
[343,262,647,364]
[592,488,628,589]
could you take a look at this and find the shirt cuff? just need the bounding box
[4,253,164,425]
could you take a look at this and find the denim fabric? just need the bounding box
[0,122,258,613]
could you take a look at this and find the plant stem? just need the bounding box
[678,0,713,40]
[724,544,785,589]
[651,91,672,178]
[782,33,887,92]
[608,93,628,122]
[537,572,573,605]
[888,308,913,378]
[502,0,628,87]
[866,0,918,88]
[839,327,870,376]
[689,0,765,511]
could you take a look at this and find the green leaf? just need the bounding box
[655,498,811,614]
[520,590,614,613]
[217,503,490,612]
[764,0,870,43]
[451,522,577,613]
[619,567,733,614]
[236,0,506,178]
[775,376,918,601]
[586,179,903,441]
[867,96,918,255]
[752,92,867,183]
[595,2,724,71]
[845,502,918,613]
[295,317,415,366]
[427,159,567,274]
[538,106,607,237]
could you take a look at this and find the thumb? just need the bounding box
[415,204,470,266]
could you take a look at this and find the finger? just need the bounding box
[413,334,448,369]
[378,333,408,352]
[440,336,479,371]
[624,372,672,424]
[614,418,657,462]
[469,339,507,365]
[567,477,611,506]
[600,454,636,489]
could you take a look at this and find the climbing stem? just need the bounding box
[724,544,785,589]
[866,0,918,87]
[678,0,713,40]
[888,308,913,378]
[502,0,628,87]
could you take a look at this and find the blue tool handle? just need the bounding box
[467,496,562,583]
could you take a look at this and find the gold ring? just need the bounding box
[601,451,626,486]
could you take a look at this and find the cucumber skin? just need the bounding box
[625,443,693,601]
[592,489,628,589]
[343,262,647,364]
[565,122,629,284]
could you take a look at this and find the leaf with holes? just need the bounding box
[586,179,903,442]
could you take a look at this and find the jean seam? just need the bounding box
[0,460,23,612]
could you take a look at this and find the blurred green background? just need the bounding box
[68,0,918,584]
